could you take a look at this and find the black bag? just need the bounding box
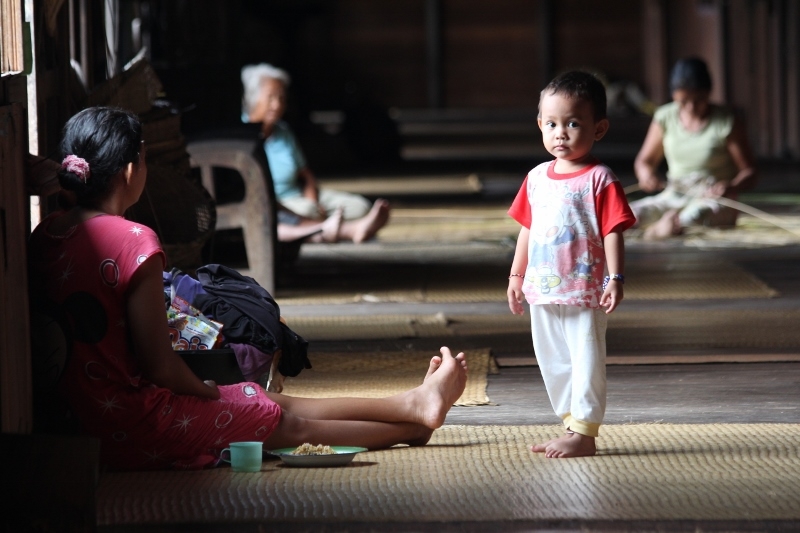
[193,264,311,377]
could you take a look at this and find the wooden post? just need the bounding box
[0,103,33,433]
[537,0,553,88]
[642,0,668,105]
[786,0,800,158]
[425,0,443,109]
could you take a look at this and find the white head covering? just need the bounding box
[241,63,291,120]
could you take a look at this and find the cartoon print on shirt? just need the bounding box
[529,200,576,269]
[573,251,600,281]
[532,265,561,294]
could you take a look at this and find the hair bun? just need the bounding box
[61,155,91,182]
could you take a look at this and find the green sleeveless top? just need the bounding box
[655,101,737,184]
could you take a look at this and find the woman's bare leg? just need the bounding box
[338,199,391,243]
[282,209,343,243]
[277,221,324,242]
[319,208,343,242]
[265,347,467,429]
[643,209,682,240]
[262,413,433,450]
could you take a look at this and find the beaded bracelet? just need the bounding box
[602,273,625,291]
[508,273,525,280]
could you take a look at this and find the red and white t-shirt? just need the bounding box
[508,160,635,308]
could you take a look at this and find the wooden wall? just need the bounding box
[294,0,644,110]
[144,0,799,161]
[440,0,540,108]
[725,0,800,158]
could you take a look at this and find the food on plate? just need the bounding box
[291,443,336,455]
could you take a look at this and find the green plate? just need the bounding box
[268,446,368,467]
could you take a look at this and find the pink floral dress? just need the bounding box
[29,213,281,470]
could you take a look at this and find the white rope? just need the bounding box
[625,183,800,238]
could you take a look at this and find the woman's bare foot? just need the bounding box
[544,431,596,458]
[425,356,442,380]
[403,347,468,429]
[425,351,468,381]
[407,426,435,447]
[320,208,343,243]
[643,209,682,240]
[350,199,390,243]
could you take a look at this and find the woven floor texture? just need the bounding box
[285,309,800,352]
[281,349,495,406]
[328,174,482,197]
[97,423,800,526]
[278,261,776,305]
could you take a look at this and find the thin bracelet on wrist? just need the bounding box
[602,273,625,291]
[508,273,525,280]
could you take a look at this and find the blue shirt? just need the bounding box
[262,121,307,200]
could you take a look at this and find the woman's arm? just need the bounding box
[298,167,326,217]
[298,167,320,203]
[634,121,666,193]
[725,114,757,194]
[126,256,220,400]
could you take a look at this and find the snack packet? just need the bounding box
[167,306,223,351]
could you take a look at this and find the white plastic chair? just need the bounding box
[187,139,276,294]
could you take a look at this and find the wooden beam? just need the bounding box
[0,103,33,433]
[425,0,443,108]
[642,0,668,105]
[753,1,770,156]
[787,0,800,158]
[769,1,786,157]
[537,0,553,88]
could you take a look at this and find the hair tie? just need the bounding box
[61,154,91,182]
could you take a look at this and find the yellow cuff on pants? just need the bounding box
[562,414,600,438]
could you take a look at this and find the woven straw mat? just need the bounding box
[97,423,800,525]
[283,309,800,351]
[277,261,776,305]
[281,349,494,407]
[328,174,482,197]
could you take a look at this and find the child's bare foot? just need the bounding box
[530,433,567,453]
[405,347,468,429]
[544,431,596,458]
[351,199,390,243]
[321,208,343,243]
[643,209,682,240]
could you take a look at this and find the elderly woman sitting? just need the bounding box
[241,63,390,244]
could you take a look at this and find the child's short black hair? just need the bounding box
[539,71,607,121]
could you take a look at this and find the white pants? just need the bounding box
[530,304,607,437]
[280,187,372,221]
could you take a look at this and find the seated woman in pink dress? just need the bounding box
[28,106,467,471]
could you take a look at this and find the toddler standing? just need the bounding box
[507,71,636,458]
